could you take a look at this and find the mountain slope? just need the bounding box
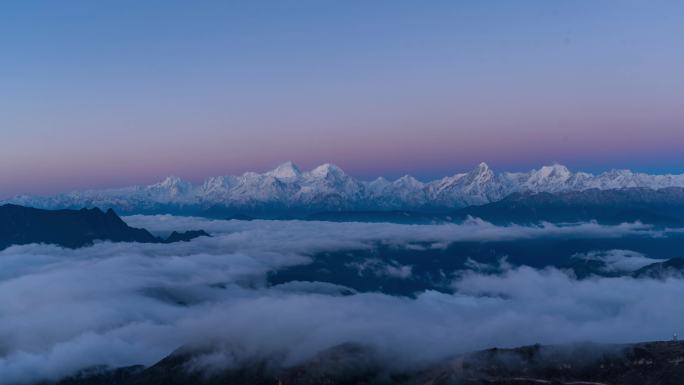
[0,204,209,250]
[53,341,684,385]
[633,258,684,279]
[451,187,684,225]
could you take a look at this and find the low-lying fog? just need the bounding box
[1,216,683,384]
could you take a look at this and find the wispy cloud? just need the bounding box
[572,249,665,273]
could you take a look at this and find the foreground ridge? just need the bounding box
[54,340,684,385]
[0,204,209,250]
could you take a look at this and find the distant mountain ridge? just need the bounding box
[450,187,684,225]
[6,162,684,216]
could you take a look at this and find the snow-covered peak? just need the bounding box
[465,162,495,183]
[394,175,424,188]
[522,164,573,191]
[152,176,192,193]
[202,175,237,189]
[157,176,185,188]
[427,163,504,207]
[478,162,493,175]
[600,169,636,178]
[477,162,491,173]
[366,177,392,196]
[199,176,237,198]
[308,163,346,179]
[146,176,194,201]
[537,164,571,179]
[368,177,391,189]
[266,161,302,179]
[6,162,684,213]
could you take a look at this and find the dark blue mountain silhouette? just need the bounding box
[0,204,208,250]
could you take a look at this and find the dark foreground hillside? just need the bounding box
[0,204,208,250]
[54,340,684,385]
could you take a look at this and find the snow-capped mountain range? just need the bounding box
[6,162,684,215]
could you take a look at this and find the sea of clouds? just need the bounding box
[0,216,683,384]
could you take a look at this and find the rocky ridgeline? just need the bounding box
[0,204,209,250]
[7,162,684,215]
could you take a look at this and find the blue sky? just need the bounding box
[1,0,683,196]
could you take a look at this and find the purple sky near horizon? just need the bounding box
[1,1,684,197]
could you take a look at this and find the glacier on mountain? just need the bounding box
[6,162,684,215]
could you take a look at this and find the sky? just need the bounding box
[1,0,683,197]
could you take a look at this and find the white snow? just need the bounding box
[6,162,684,211]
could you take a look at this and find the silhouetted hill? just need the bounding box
[164,230,210,243]
[52,340,684,385]
[0,204,209,250]
[633,257,684,279]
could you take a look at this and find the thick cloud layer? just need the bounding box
[0,217,682,384]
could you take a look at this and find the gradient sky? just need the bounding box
[1,0,684,197]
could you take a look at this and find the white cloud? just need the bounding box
[0,216,682,384]
[124,215,665,247]
[346,258,413,279]
[572,249,665,273]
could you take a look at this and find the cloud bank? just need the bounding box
[0,217,682,384]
